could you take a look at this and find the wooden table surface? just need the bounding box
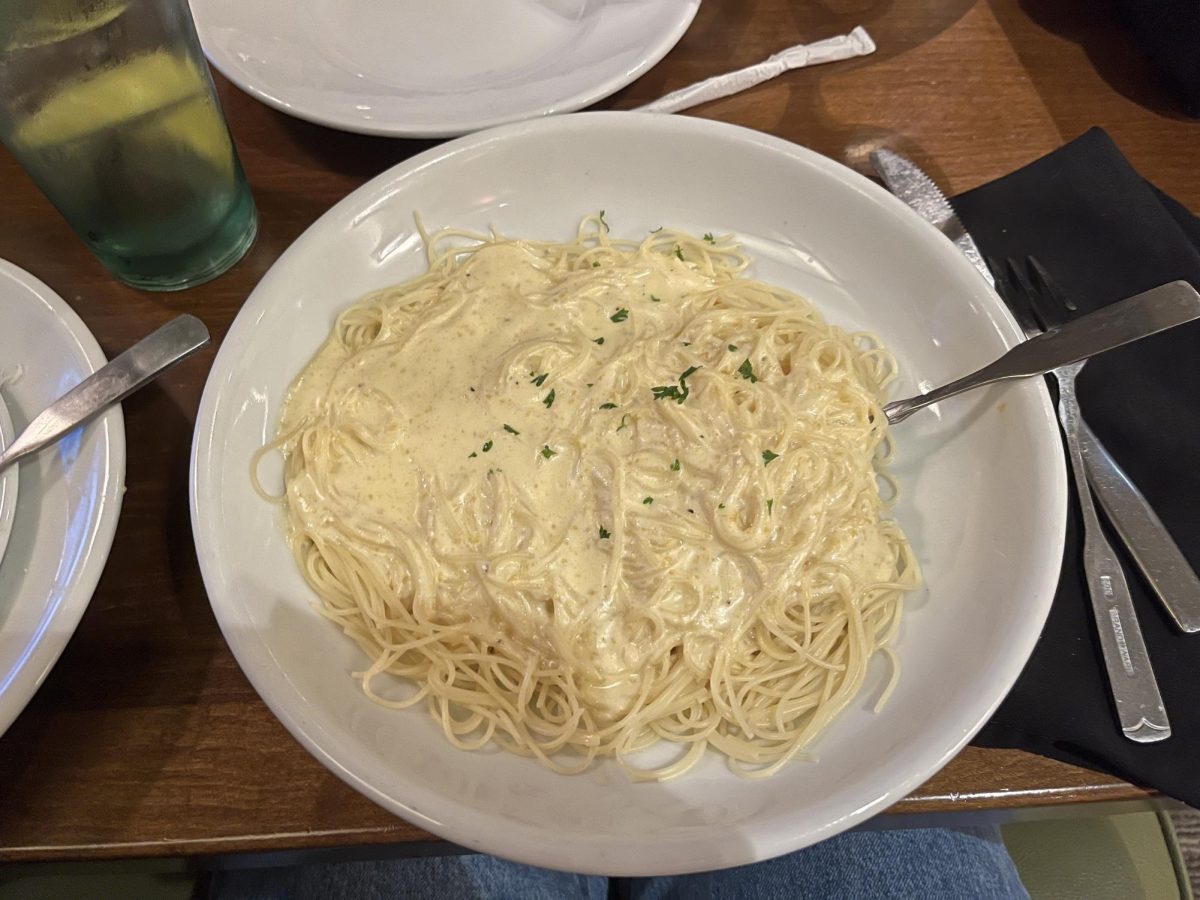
[1,0,1192,864]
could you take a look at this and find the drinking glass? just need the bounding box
[0,0,257,290]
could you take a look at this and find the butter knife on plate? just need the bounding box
[870,147,1200,637]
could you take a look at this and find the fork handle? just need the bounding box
[1079,422,1200,633]
[1058,371,1171,742]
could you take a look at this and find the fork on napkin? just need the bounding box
[949,128,1200,805]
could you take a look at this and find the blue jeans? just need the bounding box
[213,827,1028,899]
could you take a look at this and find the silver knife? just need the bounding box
[871,147,1200,635]
[1079,425,1200,632]
[870,148,992,287]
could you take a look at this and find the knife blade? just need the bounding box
[1080,422,1200,632]
[869,148,993,287]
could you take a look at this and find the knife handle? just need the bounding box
[1080,422,1200,632]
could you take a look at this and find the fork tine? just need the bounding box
[995,256,1042,337]
[1008,258,1051,332]
[984,255,1006,290]
[1027,256,1079,313]
[985,255,1007,295]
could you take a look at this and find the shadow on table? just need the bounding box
[606,0,979,192]
[608,0,978,106]
[262,107,442,182]
[989,0,1191,122]
[0,380,215,843]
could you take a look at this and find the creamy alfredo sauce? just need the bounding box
[278,230,903,727]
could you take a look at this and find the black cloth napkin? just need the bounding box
[949,127,1200,805]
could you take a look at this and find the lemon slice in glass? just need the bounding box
[15,51,234,177]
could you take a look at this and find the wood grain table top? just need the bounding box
[1,0,1190,863]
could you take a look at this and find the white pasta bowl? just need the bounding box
[191,112,1066,876]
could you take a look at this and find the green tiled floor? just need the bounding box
[0,863,198,900]
[1004,811,1192,899]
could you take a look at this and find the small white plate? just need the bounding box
[190,0,700,137]
[0,261,125,739]
[191,113,1066,875]
[0,394,17,570]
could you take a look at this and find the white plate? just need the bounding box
[0,261,125,738]
[191,113,1066,876]
[190,0,700,138]
[0,394,17,569]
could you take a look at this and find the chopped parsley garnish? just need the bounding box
[762,449,780,466]
[718,502,726,509]
[728,344,738,352]
[599,526,611,539]
[738,358,759,383]
[592,261,600,267]
[610,308,629,323]
[543,389,556,408]
[674,245,684,261]
[616,414,632,432]
[650,294,661,303]
[651,365,700,404]
[503,424,520,435]
[599,402,618,410]
[703,232,715,243]
[531,373,548,387]
[541,445,557,459]
[682,341,691,347]
[671,458,681,471]
[643,497,654,505]
[599,209,609,232]
[593,337,605,345]
[767,499,774,515]
[482,440,493,453]
[469,452,478,458]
